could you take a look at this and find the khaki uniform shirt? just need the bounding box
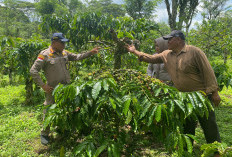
[30,47,93,105]
[139,45,218,94]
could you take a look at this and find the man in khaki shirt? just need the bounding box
[126,30,221,155]
[30,33,100,145]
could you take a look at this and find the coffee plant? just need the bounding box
[201,142,232,157]
[44,69,213,156]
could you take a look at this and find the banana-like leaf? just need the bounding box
[186,103,193,116]
[133,117,138,132]
[94,141,109,157]
[184,135,193,153]
[148,106,156,126]
[92,81,102,100]
[102,79,109,91]
[196,92,206,104]
[125,110,133,124]
[187,94,196,109]
[174,100,185,113]
[122,95,131,116]
[186,134,199,143]
[155,105,162,122]
[60,146,65,157]
[74,141,88,155]
[76,86,80,96]
[178,134,184,155]
[111,143,120,157]
[109,98,116,109]
[154,88,161,96]
[163,88,168,94]
[43,115,53,129]
[139,101,152,119]
[106,78,117,91]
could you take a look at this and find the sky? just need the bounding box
[19,0,232,29]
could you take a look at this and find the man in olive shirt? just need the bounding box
[30,33,100,145]
[126,30,221,147]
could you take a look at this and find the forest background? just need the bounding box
[0,0,232,156]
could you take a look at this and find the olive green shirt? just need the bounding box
[30,47,93,105]
[138,45,218,94]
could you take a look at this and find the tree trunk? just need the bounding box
[25,77,33,105]
[9,68,13,85]
[114,50,121,69]
[223,49,228,64]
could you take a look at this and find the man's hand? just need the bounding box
[125,44,136,53]
[90,47,101,54]
[211,90,221,107]
[42,84,54,93]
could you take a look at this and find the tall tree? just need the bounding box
[201,0,229,20]
[87,0,125,17]
[164,0,199,31]
[124,0,161,19]
[0,0,36,37]
[35,0,56,15]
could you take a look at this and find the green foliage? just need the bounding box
[44,69,212,156]
[40,12,160,69]
[87,0,126,17]
[0,0,38,38]
[35,0,56,15]
[201,142,232,157]
[15,38,48,104]
[212,62,232,90]
[0,85,42,157]
[16,39,47,78]
[124,0,161,19]
[189,11,232,61]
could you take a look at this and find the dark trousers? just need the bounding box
[183,96,221,143]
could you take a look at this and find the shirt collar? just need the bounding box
[171,45,187,56]
[50,47,55,53]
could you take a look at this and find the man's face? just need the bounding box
[52,40,65,52]
[168,37,179,50]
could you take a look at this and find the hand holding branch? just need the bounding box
[42,84,54,93]
[90,47,101,54]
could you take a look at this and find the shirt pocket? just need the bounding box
[63,56,69,70]
[179,58,197,74]
[48,58,59,65]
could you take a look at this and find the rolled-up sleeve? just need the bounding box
[137,52,163,64]
[30,57,45,87]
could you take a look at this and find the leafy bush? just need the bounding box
[201,142,232,157]
[44,69,213,156]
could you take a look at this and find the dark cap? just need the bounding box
[51,33,69,42]
[163,30,185,40]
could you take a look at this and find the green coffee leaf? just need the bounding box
[92,81,102,100]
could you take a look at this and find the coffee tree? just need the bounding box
[40,12,160,70]
[44,69,212,156]
[16,38,48,104]
[0,36,17,85]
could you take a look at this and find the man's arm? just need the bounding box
[30,54,53,93]
[67,47,100,61]
[126,45,163,64]
[211,90,221,107]
[195,48,221,106]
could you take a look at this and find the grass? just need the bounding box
[0,85,43,157]
[195,86,232,146]
[0,83,232,156]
